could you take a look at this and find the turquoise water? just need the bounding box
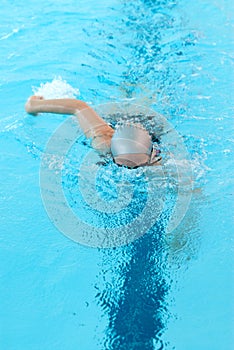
[0,0,233,349]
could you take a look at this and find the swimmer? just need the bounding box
[25,96,162,168]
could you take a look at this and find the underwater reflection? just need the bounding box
[100,223,169,350]
[94,185,201,349]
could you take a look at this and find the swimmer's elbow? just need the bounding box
[91,136,112,154]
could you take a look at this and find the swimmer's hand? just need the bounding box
[25,95,44,115]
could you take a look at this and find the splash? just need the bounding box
[40,101,194,247]
[32,76,80,99]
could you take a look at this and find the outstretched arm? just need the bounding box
[25,96,114,153]
[25,96,90,115]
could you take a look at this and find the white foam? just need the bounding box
[32,77,80,99]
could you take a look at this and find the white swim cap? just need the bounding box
[111,123,153,167]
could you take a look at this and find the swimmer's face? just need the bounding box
[114,153,150,168]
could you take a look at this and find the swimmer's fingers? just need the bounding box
[25,95,44,115]
[148,156,162,166]
[31,95,44,100]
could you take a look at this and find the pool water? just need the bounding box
[0,0,233,349]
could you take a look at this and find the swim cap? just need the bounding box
[111,123,153,167]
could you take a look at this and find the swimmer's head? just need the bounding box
[111,123,153,168]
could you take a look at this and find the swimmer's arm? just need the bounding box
[25,96,95,116]
[25,96,114,153]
